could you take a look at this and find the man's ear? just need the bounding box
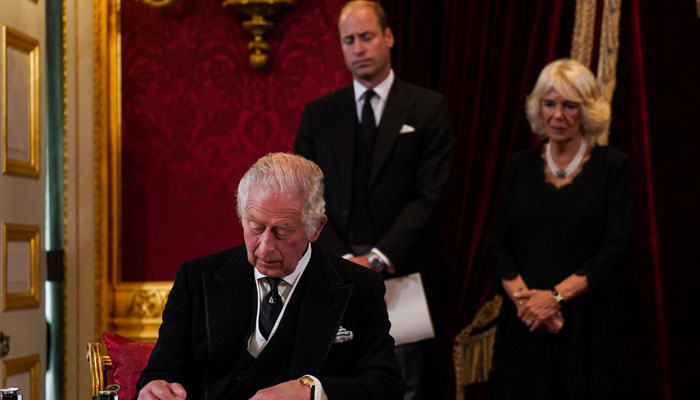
[384,27,394,48]
[308,215,328,242]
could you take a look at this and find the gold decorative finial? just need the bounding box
[223,0,296,69]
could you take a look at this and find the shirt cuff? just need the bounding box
[342,253,353,260]
[371,247,395,274]
[306,375,328,400]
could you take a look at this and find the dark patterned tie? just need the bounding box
[361,89,377,139]
[259,277,283,340]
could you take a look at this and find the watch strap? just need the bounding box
[551,288,564,304]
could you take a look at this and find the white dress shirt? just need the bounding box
[353,69,395,126]
[346,70,396,271]
[248,243,327,400]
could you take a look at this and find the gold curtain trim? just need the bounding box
[453,295,502,400]
[571,0,597,69]
[596,0,623,145]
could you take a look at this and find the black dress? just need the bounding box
[490,144,631,399]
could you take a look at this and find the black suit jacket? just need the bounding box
[135,244,403,400]
[295,79,453,276]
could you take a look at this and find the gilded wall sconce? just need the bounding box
[222,0,296,69]
[137,0,179,8]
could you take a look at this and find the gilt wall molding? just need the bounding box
[113,283,172,341]
[94,0,172,342]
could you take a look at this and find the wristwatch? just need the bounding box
[551,288,565,304]
[366,251,386,272]
[299,375,315,400]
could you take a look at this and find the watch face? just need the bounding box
[300,375,315,387]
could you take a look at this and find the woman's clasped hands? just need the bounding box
[513,289,564,334]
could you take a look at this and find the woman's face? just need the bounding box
[541,88,583,144]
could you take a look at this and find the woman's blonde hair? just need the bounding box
[525,58,611,141]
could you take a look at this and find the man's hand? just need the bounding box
[348,255,372,269]
[137,380,187,400]
[249,379,311,400]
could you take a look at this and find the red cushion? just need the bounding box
[102,332,155,400]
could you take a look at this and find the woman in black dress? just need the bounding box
[490,59,630,399]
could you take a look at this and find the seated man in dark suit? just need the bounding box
[136,153,403,400]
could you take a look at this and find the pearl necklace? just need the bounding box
[545,139,587,179]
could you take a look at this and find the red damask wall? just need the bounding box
[121,0,350,281]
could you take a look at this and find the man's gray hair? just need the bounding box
[237,153,326,237]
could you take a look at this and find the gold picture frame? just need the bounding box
[1,25,40,178]
[1,354,40,399]
[2,223,41,310]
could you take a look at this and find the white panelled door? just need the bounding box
[0,0,46,399]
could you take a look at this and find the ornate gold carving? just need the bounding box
[1,223,41,310]
[223,0,296,69]
[1,354,40,399]
[571,0,597,69]
[129,288,167,318]
[1,25,40,178]
[453,295,502,400]
[112,283,172,341]
[596,0,622,145]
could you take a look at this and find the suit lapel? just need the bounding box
[203,249,255,366]
[334,86,358,200]
[288,245,353,377]
[371,80,412,186]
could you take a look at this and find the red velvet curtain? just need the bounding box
[611,1,700,398]
[382,0,690,398]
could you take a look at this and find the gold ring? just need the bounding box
[160,380,168,386]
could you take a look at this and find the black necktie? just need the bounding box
[361,89,376,139]
[259,277,283,340]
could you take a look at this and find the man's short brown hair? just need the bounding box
[340,1,390,32]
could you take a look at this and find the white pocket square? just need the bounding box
[334,326,354,343]
[399,124,415,134]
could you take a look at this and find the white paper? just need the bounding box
[384,272,435,346]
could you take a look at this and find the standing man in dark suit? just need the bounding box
[294,2,453,399]
[136,153,403,400]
